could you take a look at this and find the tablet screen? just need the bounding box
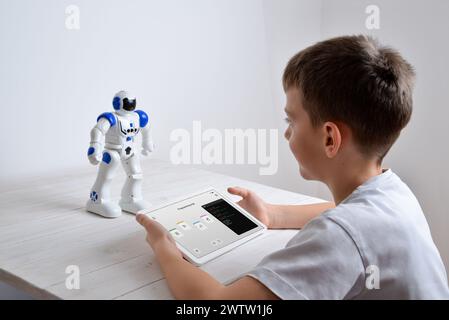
[144,190,263,258]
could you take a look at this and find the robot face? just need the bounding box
[122,97,137,111]
[113,90,136,112]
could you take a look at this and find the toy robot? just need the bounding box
[86,90,154,218]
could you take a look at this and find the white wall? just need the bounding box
[321,0,449,281]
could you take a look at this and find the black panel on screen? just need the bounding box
[202,199,258,235]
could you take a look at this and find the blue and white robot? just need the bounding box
[86,90,154,218]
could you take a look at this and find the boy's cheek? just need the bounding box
[291,136,321,180]
[288,129,306,161]
[289,138,308,171]
[288,137,301,161]
[287,128,319,177]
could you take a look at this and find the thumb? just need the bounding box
[136,213,154,230]
[227,186,250,199]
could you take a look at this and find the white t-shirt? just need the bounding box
[246,169,449,299]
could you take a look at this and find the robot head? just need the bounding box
[112,90,137,112]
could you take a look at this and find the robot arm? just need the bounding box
[87,117,111,165]
[135,110,155,156]
[141,123,155,156]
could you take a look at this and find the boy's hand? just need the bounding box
[227,187,273,228]
[136,213,183,259]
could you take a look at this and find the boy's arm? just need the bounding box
[159,249,278,300]
[137,214,279,300]
[268,202,335,229]
[227,187,334,229]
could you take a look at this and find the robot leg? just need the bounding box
[119,152,151,214]
[86,149,122,218]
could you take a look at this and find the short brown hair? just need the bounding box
[283,35,415,160]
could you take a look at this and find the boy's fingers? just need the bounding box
[227,186,249,198]
[136,213,154,230]
[136,214,168,235]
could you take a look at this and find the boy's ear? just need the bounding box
[322,121,342,158]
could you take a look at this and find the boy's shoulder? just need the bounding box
[317,169,432,262]
[324,169,421,222]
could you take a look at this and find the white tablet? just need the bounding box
[142,188,267,265]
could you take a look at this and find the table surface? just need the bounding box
[0,159,323,299]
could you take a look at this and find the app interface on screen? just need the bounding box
[145,190,263,257]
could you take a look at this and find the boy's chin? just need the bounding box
[299,166,313,180]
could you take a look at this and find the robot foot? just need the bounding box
[86,199,122,218]
[119,198,151,215]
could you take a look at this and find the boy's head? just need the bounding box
[283,35,415,181]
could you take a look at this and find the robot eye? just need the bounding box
[123,98,137,111]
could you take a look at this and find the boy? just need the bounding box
[136,35,449,299]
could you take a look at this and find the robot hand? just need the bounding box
[141,140,155,156]
[87,143,103,165]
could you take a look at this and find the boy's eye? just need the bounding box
[284,117,291,124]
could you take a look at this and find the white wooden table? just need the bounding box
[0,159,324,299]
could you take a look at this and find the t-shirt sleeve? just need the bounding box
[245,216,365,299]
